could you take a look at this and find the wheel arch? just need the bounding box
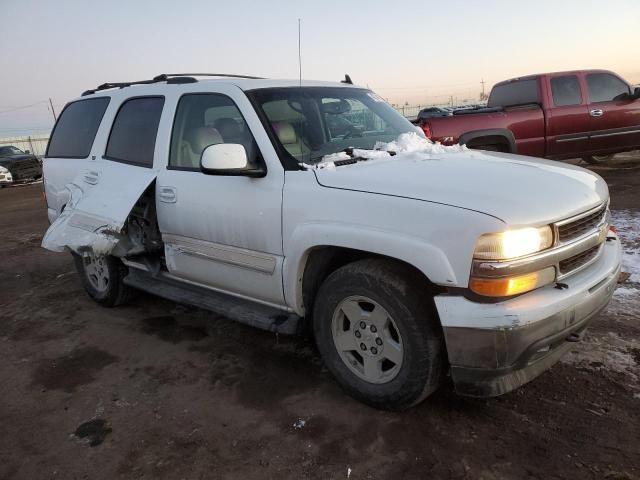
[283,225,457,317]
[459,128,517,153]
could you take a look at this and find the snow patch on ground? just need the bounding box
[310,132,467,170]
[562,331,638,382]
[612,209,640,284]
[292,418,306,430]
[562,209,640,386]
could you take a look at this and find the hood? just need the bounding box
[313,149,608,226]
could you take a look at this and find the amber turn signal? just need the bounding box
[469,267,556,297]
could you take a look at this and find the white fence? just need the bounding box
[0,134,50,157]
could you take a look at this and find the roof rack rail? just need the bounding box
[153,73,265,81]
[81,73,265,96]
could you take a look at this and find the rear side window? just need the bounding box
[550,76,582,106]
[46,97,110,158]
[586,73,630,103]
[488,79,539,108]
[105,97,164,167]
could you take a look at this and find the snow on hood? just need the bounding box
[312,133,609,226]
[311,132,466,169]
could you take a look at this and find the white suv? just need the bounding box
[42,74,621,410]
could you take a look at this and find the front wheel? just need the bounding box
[73,252,132,307]
[582,154,615,165]
[313,259,446,411]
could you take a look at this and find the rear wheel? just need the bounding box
[313,259,446,410]
[582,154,615,165]
[73,252,131,307]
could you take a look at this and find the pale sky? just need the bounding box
[1,0,639,136]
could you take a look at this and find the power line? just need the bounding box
[0,100,49,115]
[372,80,493,91]
[298,18,302,87]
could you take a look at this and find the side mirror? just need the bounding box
[633,87,640,100]
[200,143,265,177]
[25,149,30,154]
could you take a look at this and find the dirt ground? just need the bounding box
[1,155,639,480]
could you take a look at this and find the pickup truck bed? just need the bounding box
[420,70,640,162]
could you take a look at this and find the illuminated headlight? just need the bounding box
[474,225,553,260]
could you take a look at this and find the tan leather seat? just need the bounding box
[272,121,310,160]
[214,118,243,144]
[179,127,223,168]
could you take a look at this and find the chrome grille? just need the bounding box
[557,204,607,243]
[559,245,601,276]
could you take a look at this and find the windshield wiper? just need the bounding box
[332,147,397,167]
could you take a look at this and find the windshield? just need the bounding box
[248,87,421,165]
[0,146,25,157]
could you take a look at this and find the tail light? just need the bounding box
[420,121,433,139]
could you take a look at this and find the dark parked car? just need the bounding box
[417,106,451,121]
[0,145,42,187]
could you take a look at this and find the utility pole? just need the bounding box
[480,79,487,101]
[48,98,57,121]
[298,18,302,87]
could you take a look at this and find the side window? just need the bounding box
[169,94,259,169]
[487,79,539,108]
[46,97,110,158]
[550,76,582,106]
[105,97,164,167]
[586,74,630,103]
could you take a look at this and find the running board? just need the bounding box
[123,268,302,335]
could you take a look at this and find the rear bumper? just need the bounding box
[435,238,621,397]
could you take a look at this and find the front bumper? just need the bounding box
[435,237,622,397]
[0,171,13,185]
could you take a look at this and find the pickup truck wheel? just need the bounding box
[313,259,446,411]
[72,252,131,307]
[582,154,614,165]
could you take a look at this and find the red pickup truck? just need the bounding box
[420,70,640,164]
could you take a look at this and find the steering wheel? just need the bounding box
[342,126,363,140]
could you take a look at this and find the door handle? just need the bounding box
[82,170,100,185]
[590,109,604,117]
[158,186,177,203]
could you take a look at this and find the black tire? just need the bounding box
[313,259,446,411]
[72,252,132,307]
[582,154,614,165]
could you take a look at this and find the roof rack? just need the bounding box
[81,73,265,96]
[153,73,265,81]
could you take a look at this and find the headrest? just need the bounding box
[185,127,223,152]
[214,118,242,140]
[272,121,297,145]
